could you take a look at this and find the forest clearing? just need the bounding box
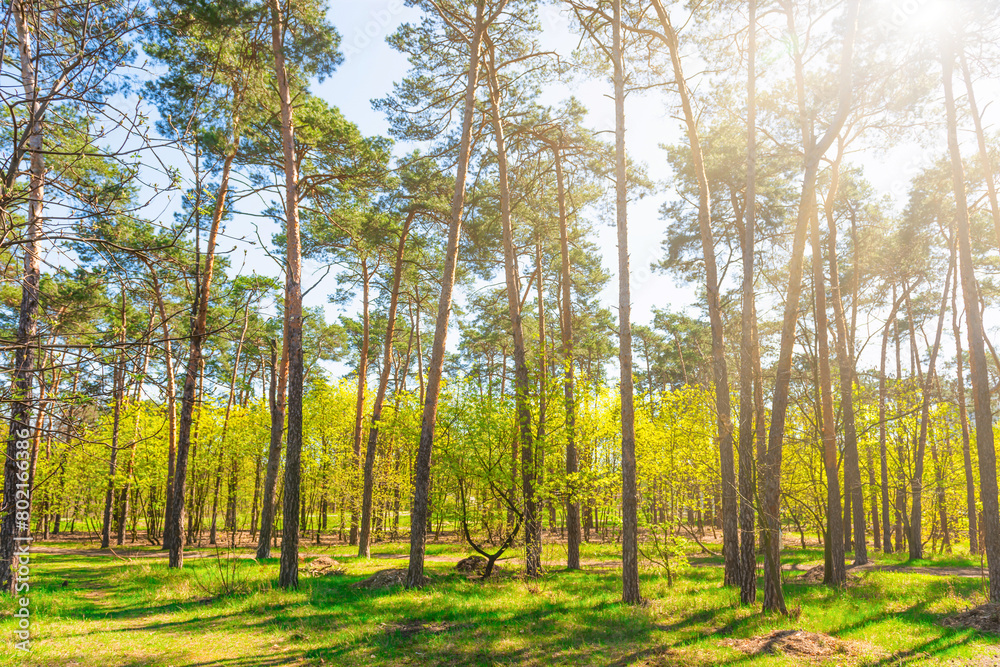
[1,533,999,666]
[3,0,1000,664]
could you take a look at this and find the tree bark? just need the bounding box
[761,0,859,610]
[649,0,738,588]
[359,211,414,557]
[953,261,978,554]
[824,166,866,565]
[350,258,371,547]
[942,35,1000,601]
[270,0,305,589]
[555,144,581,570]
[737,0,758,605]
[407,0,488,589]
[485,42,540,576]
[0,0,44,593]
[613,0,640,605]
[167,142,237,568]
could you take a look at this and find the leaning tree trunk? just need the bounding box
[407,0,487,589]
[761,0,860,610]
[359,211,414,558]
[167,141,237,568]
[485,44,540,576]
[650,0,738,587]
[256,334,288,559]
[906,254,953,560]
[613,0,640,605]
[942,36,1000,602]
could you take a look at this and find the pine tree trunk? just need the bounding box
[824,166,866,564]
[0,0,43,593]
[650,0,738,587]
[613,0,640,605]
[485,45,540,576]
[762,0,860,609]
[349,260,371,547]
[270,0,305,589]
[942,37,1000,601]
[257,336,287,559]
[953,269,978,554]
[359,211,414,557]
[737,0,758,605]
[555,144,581,570]
[167,142,236,568]
[906,255,953,560]
[407,0,486,589]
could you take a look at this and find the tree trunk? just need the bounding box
[102,295,127,550]
[152,270,179,551]
[555,144,581,570]
[359,211,414,557]
[407,0,487,589]
[485,44,540,576]
[350,258,371,547]
[650,0,738,587]
[953,264,978,554]
[943,36,1000,601]
[761,0,860,610]
[737,0,758,605]
[613,0,640,605]
[257,336,287,559]
[824,166,866,564]
[0,0,43,593]
[270,0,305,589]
[906,254,953,560]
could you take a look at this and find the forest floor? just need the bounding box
[1,535,998,666]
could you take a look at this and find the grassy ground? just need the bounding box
[0,540,996,666]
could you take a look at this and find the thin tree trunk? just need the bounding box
[350,259,371,547]
[737,0,758,605]
[152,270,179,551]
[761,0,860,610]
[650,0,738,587]
[102,295,127,549]
[256,335,287,559]
[824,164,866,564]
[613,0,640,605]
[359,211,415,557]
[167,134,239,568]
[953,265,978,554]
[906,254,953,560]
[485,44,540,576]
[555,144,581,570]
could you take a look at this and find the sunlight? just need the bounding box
[901,0,953,36]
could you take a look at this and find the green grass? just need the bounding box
[0,542,996,666]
